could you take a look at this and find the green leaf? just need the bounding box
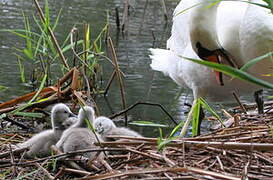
[15,54,26,83]
[240,52,273,71]
[129,121,168,128]
[44,0,50,27]
[180,56,273,89]
[23,48,33,60]
[199,97,224,127]
[0,85,8,91]
[13,112,45,118]
[157,136,177,151]
[191,98,201,136]
[169,120,184,138]
[28,74,47,104]
[22,12,33,60]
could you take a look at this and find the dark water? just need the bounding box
[0,0,254,137]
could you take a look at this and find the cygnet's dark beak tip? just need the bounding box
[70,113,77,118]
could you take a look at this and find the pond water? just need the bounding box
[0,0,255,137]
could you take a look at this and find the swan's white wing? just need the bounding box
[167,0,193,54]
[149,48,187,87]
[217,1,248,66]
[239,0,273,79]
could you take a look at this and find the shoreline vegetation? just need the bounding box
[1,0,273,179]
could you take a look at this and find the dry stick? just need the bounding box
[216,156,224,171]
[0,106,17,114]
[234,114,240,126]
[2,116,30,130]
[161,0,168,21]
[125,147,164,162]
[0,147,28,158]
[78,167,240,180]
[83,23,89,75]
[137,0,149,36]
[34,162,54,180]
[115,7,120,30]
[9,144,17,177]
[70,30,91,69]
[106,135,157,142]
[255,152,273,165]
[103,70,116,96]
[180,99,197,137]
[51,145,86,171]
[232,91,247,114]
[33,0,69,69]
[162,150,176,167]
[106,126,269,142]
[72,28,79,67]
[96,140,273,152]
[0,148,124,168]
[107,37,128,126]
[100,158,113,172]
[187,167,241,180]
[0,134,19,146]
[53,167,65,180]
[78,167,185,180]
[62,167,91,176]
[121,0,129,33]
[109,101,177,125]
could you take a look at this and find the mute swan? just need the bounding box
[17,103,76,158]
[149,0,272,101]
[93,116,142,141]
[189,0,273,81]
[239,0,273,79]
[56,106,103,159]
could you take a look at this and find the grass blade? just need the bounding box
[240,51,273,71]
[180,56,273,89]
[191,98,201,136]
[129,121,168,128]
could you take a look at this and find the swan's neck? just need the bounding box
[74,115,94,128]
[189,0,220,53]
[51,115,64,131]
[73,117,85,128]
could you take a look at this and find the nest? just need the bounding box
[1,102,273,180]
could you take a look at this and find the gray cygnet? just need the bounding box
[56,106,103,159]
[93,116,142,141]
[17,103,76,157]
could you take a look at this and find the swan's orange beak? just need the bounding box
[195,42,237,86]
[206,55,224,86]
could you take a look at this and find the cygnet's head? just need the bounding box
[51,103,76,130]
[77,106,95,126]
[93,116,116,135]
[62,116,78,128]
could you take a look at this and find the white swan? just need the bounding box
[56,106,103,159]
[149,0,272,101]
[17,103,76,158]
[93,116,142,141]
[189,0,273,79]
[239,0,273,79]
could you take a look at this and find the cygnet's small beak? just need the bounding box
[69,113,77,118]
[96,126,104,134]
